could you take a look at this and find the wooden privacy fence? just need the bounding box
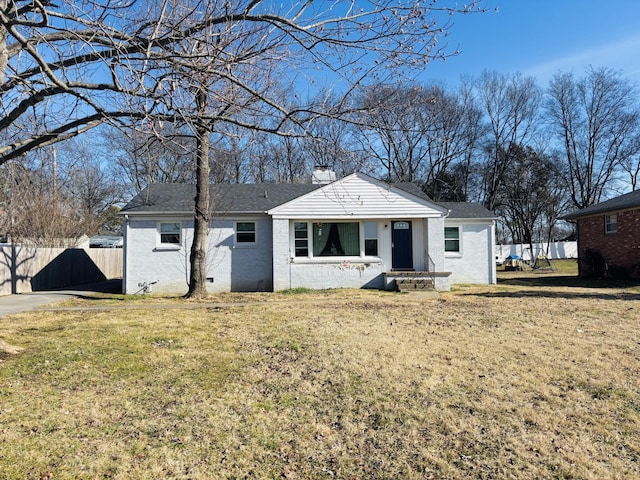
[0,245,123,295]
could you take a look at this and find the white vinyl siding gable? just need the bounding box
[269,173,446,219]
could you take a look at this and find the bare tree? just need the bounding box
[0,1,140,163]
[476,71,542,210]
[251,133,308,183]
[0,160,28,241]
[303,120,370,180]
[420,84,484,201]
[55,138,124,217]
[498,144,567,256]
[106,127,196,194]
[547,66,640,208]
[210,126,252,184]
[138,2,491,297]
[0,137,122,244]
[358,84,434,182]
[0,160,100,247]
[355,82,483,200]
[1,0,490,297]
[619,140,640,191]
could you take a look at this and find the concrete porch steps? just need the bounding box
[384,271,451,292]
[396,278,435,292]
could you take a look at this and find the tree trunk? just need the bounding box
[185,90,210,299]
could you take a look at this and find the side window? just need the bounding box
[159,222,181,244]
[605,214,617,234]
[444,226,460,253]
[294,222,309,257]
[236,221,256,244]
[364,221,378,256]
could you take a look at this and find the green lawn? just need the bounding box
[1,281,639,479]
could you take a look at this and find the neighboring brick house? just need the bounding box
[119,172,497,294]
[564,190,640,279]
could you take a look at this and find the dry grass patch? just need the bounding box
[1,284,639,479]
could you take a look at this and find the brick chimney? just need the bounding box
[311,165,336,184]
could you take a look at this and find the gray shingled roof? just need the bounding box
[121,181,496,219]
[438,202,498,219]
[394,182,434,201]
[120,183,321,215]
[564,189,640,219]
[395,183,496,219]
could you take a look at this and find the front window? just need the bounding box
[364,222,378,256]
[160,222,181,244]
[444,226,460,252]
[605,214,617,234]
[292,221,382,258]
[294,222,309,256]
[236,222,256,243]
[313,222,360,256]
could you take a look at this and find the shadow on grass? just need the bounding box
[466,275,640,301]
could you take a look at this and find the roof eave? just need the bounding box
[447,216,499,221]
[120,210,270,216]
[119,210,192,216]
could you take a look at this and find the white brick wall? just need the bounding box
[123,214,494,294]
[124,216,274,294]
[444,221,496,284]
[287,262,385,290]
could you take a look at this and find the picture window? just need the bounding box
[313,222,359,256]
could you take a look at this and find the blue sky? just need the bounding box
[418,1,640,86]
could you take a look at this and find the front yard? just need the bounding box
[1,276,639,479]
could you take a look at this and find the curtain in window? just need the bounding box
[313,223,331,256]
[337,223,359,256]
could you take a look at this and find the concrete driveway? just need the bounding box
[0,280,121,318]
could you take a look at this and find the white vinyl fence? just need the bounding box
[496,241,577,262]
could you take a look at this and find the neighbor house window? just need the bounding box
[605,214,617,234]
[159,222,181,244]
[236,222,256,243]
[294,222,309,256]
[313,222,359,256]
[444,226,460,252]
[364,222,378,256]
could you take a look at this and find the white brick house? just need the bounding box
[120,173,497,294]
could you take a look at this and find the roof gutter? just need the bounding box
[119,210,270,217]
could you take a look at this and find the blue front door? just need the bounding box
[392,221,413,270]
